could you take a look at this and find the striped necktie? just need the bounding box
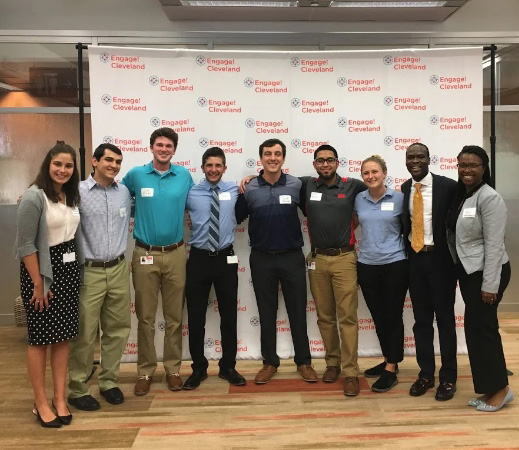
[208,185,220,252]
[411,182,424,253]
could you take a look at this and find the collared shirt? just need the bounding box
[354,187,406,265]
[187,179,239,250]
[409,171,433,246]
[301,174,366,249]
[237,171,303,251]
[121,161,194,246]
[79,175,132,260]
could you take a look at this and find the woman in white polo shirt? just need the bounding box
[354,155,408,393]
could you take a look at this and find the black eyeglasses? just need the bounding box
[315,157,337,165]
[456,163,484,169]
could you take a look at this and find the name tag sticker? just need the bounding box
[381,202,394,211]
[140,256,154,265]
[310,192,322,201]
[63,252,76,263]
[141,188,154,197]
[120,207,127,217]
[227,255,238,264]
[219,192,231,201]
[72,207,80,216]
[279,195,291,204]
[307,261,316,270]
[462,207,476,218]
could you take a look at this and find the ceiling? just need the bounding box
[159,0,469,22]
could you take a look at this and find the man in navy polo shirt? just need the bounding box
[236,138,317,385]
[121,127,194,396]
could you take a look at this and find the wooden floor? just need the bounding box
[1,314,518,450]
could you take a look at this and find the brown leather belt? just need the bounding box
[85,254,125,268]
[418,245,435,252]
[136,239,184,252]
[312,246,354,257]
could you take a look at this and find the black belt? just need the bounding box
[85,254,125,268]
[254,248,296,255]
[136,239,184,252]
[416,245,435,253]
[191,245,233,257]
[312,246,354,257]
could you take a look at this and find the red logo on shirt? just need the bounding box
[341,177,349,182]
[338,194,346,198]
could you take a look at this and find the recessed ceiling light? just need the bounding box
[180,1,298,6]
[330,1,447,7]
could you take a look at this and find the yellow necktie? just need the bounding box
[411,182,424,253]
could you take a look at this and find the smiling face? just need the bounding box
[93,149,123,185]
[406,144,430,181]
[457,152,486,190]
[150,136,176,169]
[49,152,75,191]
[313,149,338,181]
[361,161,386,191]
[202,156,227,184]
[260,143,285,175]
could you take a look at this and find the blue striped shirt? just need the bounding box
[186,179,239,250]
[79,175,132,261]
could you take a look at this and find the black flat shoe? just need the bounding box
[363,362,399,378]
[218,368,247,386]
[100,387,124,405]
[435,382,456,401]
[68,394,100,411]
[33,404,62,428]
[52,400,73,425]
[183,370,208,390]
[409,377,435,396]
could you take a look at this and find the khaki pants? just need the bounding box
[132,245,186,376]
[306,251,359,377]
[68,259,131,398]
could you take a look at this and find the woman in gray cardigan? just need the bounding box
[446,145,512,412]
[14,141,83,427]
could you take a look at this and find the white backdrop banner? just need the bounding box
[88,46,482,363]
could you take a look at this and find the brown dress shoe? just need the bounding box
[254,365,277,384]
[297,364,318,382]
[322,366,341,383]
[343,376,360,397]
[134,375,152,396]
[166,373,183,391]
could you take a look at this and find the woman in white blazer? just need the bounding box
[446,145,512,412]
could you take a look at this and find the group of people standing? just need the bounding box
[14,128,513,428]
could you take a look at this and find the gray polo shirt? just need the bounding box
[301,174,366,249]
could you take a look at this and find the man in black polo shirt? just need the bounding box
[302,145,366,396]
[236,138,318,385]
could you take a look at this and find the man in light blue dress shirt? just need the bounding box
[68,143,132,411]
[183,147,246,389]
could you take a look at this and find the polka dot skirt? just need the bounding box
[20,240,80,346]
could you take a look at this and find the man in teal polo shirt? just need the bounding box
[121,127,194,396]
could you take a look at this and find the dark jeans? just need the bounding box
[185,246,238,371]
[408,249,458,383]
[457,261,511,394]
[357,259,409,364]
[249,248,311,367]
